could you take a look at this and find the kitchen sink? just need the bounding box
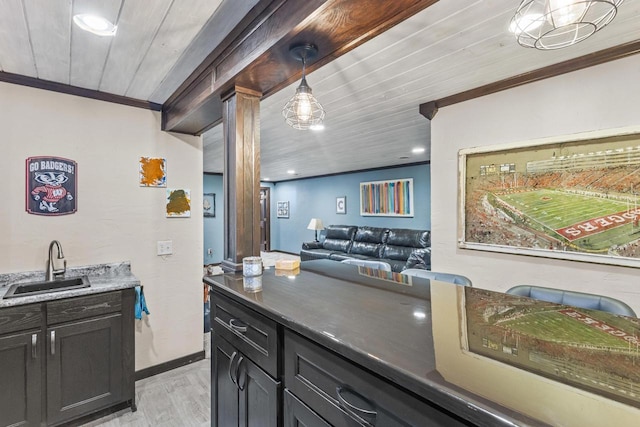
[3,276,90,299]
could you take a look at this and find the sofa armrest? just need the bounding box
[302,241,323,250]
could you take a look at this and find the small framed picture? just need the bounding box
[336,196,347,214]
[277,201,289,218]
[203,193,215,217]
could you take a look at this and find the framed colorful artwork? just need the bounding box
[360,178,413,217]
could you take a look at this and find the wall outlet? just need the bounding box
[207,248,213,255]
[157,240,173,256]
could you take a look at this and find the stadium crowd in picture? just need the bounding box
[463,133,640,262]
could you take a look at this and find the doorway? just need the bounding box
[260,187,270,252]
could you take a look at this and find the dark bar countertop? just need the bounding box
[205,259,550,426]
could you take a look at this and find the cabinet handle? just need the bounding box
[229,319,247,333]
[31,334,37,359]
[50,331,56,356]
[228,351,238,386]
[235,356,245,391]
[336,386,377,425]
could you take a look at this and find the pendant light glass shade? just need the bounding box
[282,44,326,130]
[510,0,623,50]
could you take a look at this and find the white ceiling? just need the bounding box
[0,0,258,103]
[205,0,640,181]
[0,1,637,182]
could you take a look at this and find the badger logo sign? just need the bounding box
[26,156,77,215]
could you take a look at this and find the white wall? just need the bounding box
[431,54,640,314]
[1,82,203,370]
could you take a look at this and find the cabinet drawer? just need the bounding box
[212,292,278,378]
[47,291,121,325]
[0,304,42,335]
[285,331,467,427]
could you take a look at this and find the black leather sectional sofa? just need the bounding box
[300,225,431,272]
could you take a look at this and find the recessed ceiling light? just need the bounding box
[262,178,270,181]
[287,170,295,174]
[412,147,426,154]
[73,14,117,36]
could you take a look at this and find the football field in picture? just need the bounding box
[494,188,640,252]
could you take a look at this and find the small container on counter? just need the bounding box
[242,256,263,277]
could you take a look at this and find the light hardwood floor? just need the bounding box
[79,359,211,427]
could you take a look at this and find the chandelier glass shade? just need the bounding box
[282,44,326,130]
[510,0,623,50]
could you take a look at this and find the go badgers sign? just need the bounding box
[26,156,77,216]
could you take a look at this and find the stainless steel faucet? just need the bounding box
[46,240,66,281]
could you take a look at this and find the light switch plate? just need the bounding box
[157,240,173,256]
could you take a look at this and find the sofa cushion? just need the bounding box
[350,241,383,258]
[382,245,414,261]
[403,248,431,270]
[328,252,354,262]
[323,238,352,253]
[383,228,430,260]
[320,225,357,253]
[386,228,430,248]
[300,248,333,261]
[325,225,357,241]
[353,226,389,244]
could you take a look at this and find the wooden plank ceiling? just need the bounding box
[204,0,640,181]
[0,0,638,182]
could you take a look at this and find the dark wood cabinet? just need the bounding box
[46,314,123,425]
[0,330,42,427]
[209,282,471,427]
[0,289,134,427]
[213,335,280,427]
[211,291,280,426]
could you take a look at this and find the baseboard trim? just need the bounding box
[135,351,206,381]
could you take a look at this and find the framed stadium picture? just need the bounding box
[458,126,640,268]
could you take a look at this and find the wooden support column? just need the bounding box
[221,86,262,273]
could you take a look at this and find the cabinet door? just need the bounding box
[237,353,280,427]
[284,389,331,427]
[46,313,122,425]
[0,331,41,427]
[213,336,240,427]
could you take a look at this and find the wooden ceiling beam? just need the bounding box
[162,0,438,135]
[420,38,640,117]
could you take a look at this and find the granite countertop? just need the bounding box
[0,261,139,307]
[204,260,546,427]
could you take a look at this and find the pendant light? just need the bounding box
[282,43,326,130]
[510,0,624,50]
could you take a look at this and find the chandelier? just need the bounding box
[510,0,624,50]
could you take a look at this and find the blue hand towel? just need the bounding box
[135,286,150,319]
